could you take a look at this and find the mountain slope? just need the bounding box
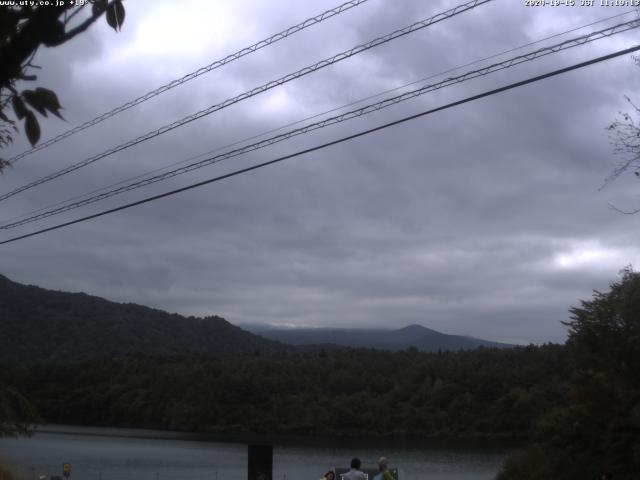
[243,323,513,352]
[0,274,286,361]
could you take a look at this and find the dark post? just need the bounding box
[247,444,273,480]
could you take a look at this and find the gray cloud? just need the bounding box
[2,0,639,344]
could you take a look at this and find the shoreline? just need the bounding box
[32,424,522,450]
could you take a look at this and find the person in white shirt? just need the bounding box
[342,458,366,480]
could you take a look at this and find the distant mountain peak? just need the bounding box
[398,324,435,333]
[242,323,514,352]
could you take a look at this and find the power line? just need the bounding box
[0,0,494,203]
[26,3,627,229]
[7,0,372,164]
[5,8,632,228]
[3,19,637,231]
[1,44,638,247]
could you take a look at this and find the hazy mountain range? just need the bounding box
[0,274,512,361]
[242,323,513,352]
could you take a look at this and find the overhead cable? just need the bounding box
[1,44,638,246]
[2,19,637,230]
[7,0,372,163]
[6,7,630,227]
[0,0,494,203]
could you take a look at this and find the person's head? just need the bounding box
[323,471,335,480]
[350,458,361,470]
[377,457,389,471]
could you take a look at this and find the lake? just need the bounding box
[0,426,510,480]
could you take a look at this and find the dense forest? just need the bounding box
[0,345,566,438]
[1,270,639,479]
[0,274,288,361]
[497,269,640,480]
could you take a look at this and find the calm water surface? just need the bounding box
[0,426,510,480]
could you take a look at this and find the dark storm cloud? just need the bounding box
[2,0,639,344]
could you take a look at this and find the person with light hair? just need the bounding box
[374,457,394,480]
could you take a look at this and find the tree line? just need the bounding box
[2,344,566,438]
[1,269,638,479]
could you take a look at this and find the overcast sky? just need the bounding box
[2,0,640,344]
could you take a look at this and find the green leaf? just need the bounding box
[24,111,41,147]
[22,90,47,117]
[105,0,125,32]
[92,0,108,16]
[36,88,63,113]
[41,19,65,47]
[12,96,27,120]
[23,88,64,119]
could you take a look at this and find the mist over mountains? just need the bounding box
[242,323,514,352]
[1,274,512,362]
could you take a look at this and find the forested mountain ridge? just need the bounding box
[2,270,639,479]
[0,274,287,361]
[1,274,510,362]
[243,323,513,351]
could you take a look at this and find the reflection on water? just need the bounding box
[0,427,509,480]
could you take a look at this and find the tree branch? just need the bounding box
[63,4,87,27]
[47,1,115,46]
[608,202,640,215]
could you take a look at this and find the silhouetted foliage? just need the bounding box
[0,386,38,437]
[3,270,637,477]
[606,58,640,213]
[0,345,568,439]
[0,0,125,170]
[498,268,640,480]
